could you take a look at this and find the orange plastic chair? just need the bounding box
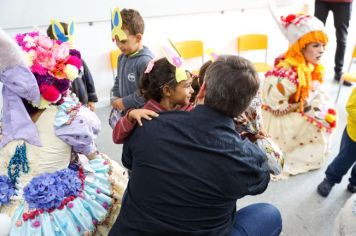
[335,45,356,103]
[237,34,272,73]
[110,48,121,78]
[174,40,204,64]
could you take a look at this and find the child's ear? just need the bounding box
[162,85,171,97]
[135,33,142,43]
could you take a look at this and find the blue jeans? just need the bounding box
[229,203,282,236]
[325,128,356,186]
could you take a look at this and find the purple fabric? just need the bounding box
[55,106,100,155]
[0,65,41,147]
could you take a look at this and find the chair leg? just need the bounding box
[335,77,344,104]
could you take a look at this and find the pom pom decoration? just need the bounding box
[39,84,61,103]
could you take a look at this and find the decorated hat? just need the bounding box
[268,1,326,46]
[280,14,325,45]
[160,40,189,83]
[15,31,82,108]
[111,6,127,41]
[49,19,75,44]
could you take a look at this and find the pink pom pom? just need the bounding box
[39,84,61,102]
[66,56,82,70]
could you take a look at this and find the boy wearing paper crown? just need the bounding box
[112,43,194,144]
[109,7,154,128]
[47,20,98,111]
[317,87,356,197]
[262,6,337,177]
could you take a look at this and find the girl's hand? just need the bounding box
[128,109,159,126]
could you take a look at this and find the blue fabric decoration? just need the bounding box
[0,175,15,206]
[7,143,29,184]
[24,168,82,210]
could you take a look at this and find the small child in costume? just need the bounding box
[113,45,194,144]
[0,29,127,236]
[109,7,154,128]
[46,20,98,111]
[196,55,283,175]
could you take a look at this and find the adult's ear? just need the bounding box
[195,82,206,104]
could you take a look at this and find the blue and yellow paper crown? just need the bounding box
[111,7,127,41]
[50,19,75,44]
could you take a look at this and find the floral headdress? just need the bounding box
[15,31,82,108]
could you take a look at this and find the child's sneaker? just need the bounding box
[317,178,335,197]
[347,183,356,193]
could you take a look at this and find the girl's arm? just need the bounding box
[112,108,158,144]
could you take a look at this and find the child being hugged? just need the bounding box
[113,51,194,144]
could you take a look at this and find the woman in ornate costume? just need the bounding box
[262,12,337,176]
[0,29,127,236]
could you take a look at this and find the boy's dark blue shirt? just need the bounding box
[110,105,270,236]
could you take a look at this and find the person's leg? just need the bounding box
[331,3,352,82]
[347,163,356,193]
[318,128,356,196]
[229,203,282,236]
[314,1,329,24]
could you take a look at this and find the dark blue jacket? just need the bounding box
[110,105,270,236]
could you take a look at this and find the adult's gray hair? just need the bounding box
[204,55,260,117]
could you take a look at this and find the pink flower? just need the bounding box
[53,43,69,61]
[35,46,56,70]
[37,35,53,49]
[172,56,182,67]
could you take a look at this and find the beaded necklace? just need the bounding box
[7,142,29,184]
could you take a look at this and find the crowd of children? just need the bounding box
[0,2,356,235]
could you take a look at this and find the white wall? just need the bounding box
[1,0,356,108]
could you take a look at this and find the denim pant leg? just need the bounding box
[229,203,282,236]
[325,128,356,184]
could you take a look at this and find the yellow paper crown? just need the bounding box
[111,7,127,41]
[161,41,188,83]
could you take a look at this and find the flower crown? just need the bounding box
[15,31,81,108]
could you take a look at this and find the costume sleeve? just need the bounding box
[82,60,98,102]
[55,102,101,156]
[121,56,151,109]
[1,65,40,104]
[262,67,297,112]
[112,110,136,144]
[346,88,356,122]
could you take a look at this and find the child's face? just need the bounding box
[115,29,142,55]
[169,76,194,106]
